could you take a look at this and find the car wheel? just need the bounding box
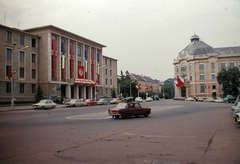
[125,114,130,119]
[41,106,45,110]
[144,112,149,117]
[115,116,120,119]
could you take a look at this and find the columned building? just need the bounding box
[0,24,118,103]
[173,34,240,98]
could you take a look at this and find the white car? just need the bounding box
[146,97,153,102]
[185,97,195,101]
[65,99,84,107]
[135,97,143,102]
[33,99,56,109]
[214,98,224,103]
[235,113,240,123]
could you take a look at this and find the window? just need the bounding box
[105,79,107,85]
[106,88,108,95]
[212,84,216,90]
[220,61,226,68]
[32,38,36,47]
[211,61,215,69]
[20,35,25,45]
[32,54,36,63]
[6,48,12,60]
[6,31,12,42]
[78,61,81,65]
[110,79,112,85]
[110,70,112,76]
[105,69,107,75]
[189,63,192,71]
[6,66,12,77]
[176,66,179,73]
[200,73,204,80]
[229,61,236,68]
[31,84,36,93]
[190,75,192,81]
[20,51,25,62]
[200,84,205,93]
[211,73,215,80]
[77,44,81,57]
[6,83,11,93]
[238,61,240,68]
[20,67,24,78]
[105,59,107,65]
[181,63,187,72]
[110,60,112,66]
[32,69,36,79]
[20,83,24,93]
[199,63,204,70]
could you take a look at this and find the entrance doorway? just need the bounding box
[181,86,186,97]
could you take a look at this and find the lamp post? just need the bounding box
[130,81,134,97]
[11,44,29,110]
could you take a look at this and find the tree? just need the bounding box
[161,81,175,99]
[111,88,117,98]
[217,67,240,97]
[35,85,44,102]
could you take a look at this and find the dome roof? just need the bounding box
[179,34,216,56]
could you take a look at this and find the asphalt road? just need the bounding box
[0,100,239,164]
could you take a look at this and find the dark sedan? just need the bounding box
[108,102,151,119]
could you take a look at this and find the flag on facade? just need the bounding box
[175,76,184,87]
[8,67,12,80]
[52,39,56,79]
[78,65,84,79]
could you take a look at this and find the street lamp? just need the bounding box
[130,81,135,97]
[11,44,29,110]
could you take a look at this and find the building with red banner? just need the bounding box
[0,24,118,103]
[173,34,240,98]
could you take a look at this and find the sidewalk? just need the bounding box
[0,104,66,112]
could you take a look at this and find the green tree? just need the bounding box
[111,88,117,98]
[161,81,175,99]
[35,85,44,102]
[217,67,240,97]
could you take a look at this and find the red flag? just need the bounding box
[70,44,73,78]
[78,65,84,79]
[52,39,56,79]
[8,67,12,80]
[176,76,184,87]
[91,50,95,80]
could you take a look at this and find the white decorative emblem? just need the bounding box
[79,68,83,76]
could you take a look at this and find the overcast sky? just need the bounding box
[1,0,240,81]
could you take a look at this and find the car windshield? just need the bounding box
[99,99,105,101]
[116,103,127,109]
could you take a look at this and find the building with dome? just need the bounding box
[173,34,240,98]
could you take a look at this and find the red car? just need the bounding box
[108,102,151,119]
[83,99,97,106]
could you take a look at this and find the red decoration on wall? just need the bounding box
[52,39,56,79]
[78,65,84,79]
[136,84,142,90]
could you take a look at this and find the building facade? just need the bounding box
[173,34,240,98]
[0,24,118,103]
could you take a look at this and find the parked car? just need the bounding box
[235,112,240,123]
[197,97,204,102]
[122,97,135,102]
[185,97,195,101]
[33,99,56,109]
[65,99,84,107]
[135,97,143,102]
[223,95,235,103]
[108,102,151,119]
[97,98,108,105]
[213,98,224,103]
[110,98,121,104]
[146,97,153,102]
[83,99,97,106]
[231,96,240,114]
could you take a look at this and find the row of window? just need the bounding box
[6,66,36,79]
[6,48,36,63]
[6,31,36,47]
[200,84,216,93]
[177,60,240,72]
[6,83,36,94]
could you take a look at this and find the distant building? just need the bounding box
[0,24,118,103]
[173,34,240,98]
[129,73,162,94]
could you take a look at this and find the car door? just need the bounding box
[134,103,143,115]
